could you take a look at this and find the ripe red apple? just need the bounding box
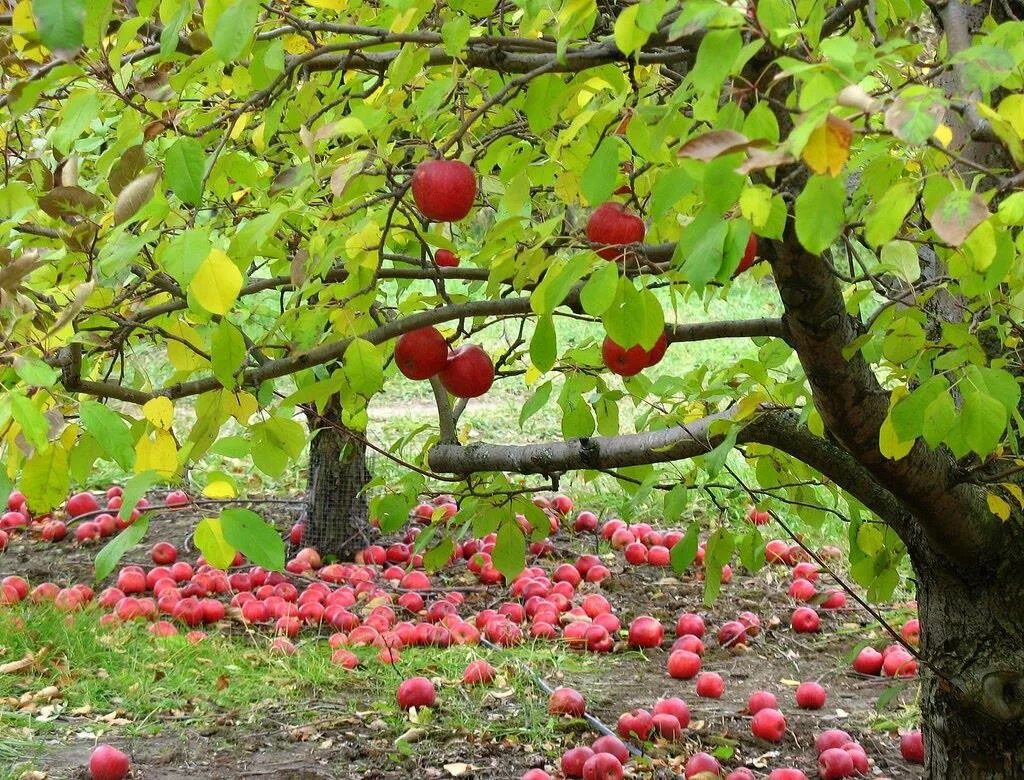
[548,686,586,717]
[623,542,647,565]
[667,650,701,679]
[75,521,101,543]
[696,672,725,698]
[751,708,786,742]
[818,748,854,780]
[288,522,305,545]
[551,495,573,514]
[411,159,476,222]
[439,344,494,398]
[165,490,189,507]
[521,770,551,780]
[717,620,748,647]
[882,649,917,677]
[684,752,721,778]
[585,624,614,653]
[573,511,598,532]
[652,696,690,728]
[790,607,820,633]
[628,616,664,648]
[733,233,759,277]
[0,529,8,551]
[616,708,653,741]
[67,491,99,517]
[561,747,595,778]
[435,249,459,267]
[792,562,819,581]
[842,743,869,774]
[582,752,623,780]
[647,545,670,566]
[821,589,846,609]
[767,770,808,780]
[852,647,884,675]
[726,770,756,780]
[151,542,177,565]
[88,744,130,780]
[765,539,790,564]
[40,520,67,541]
[747,690,778,714]
[581,593,610,617]
[587,202,645,261]
[901,618,920,646]
[397,676,436,709]
[609,527,635,549]
[395,326,449,381]
[602,336,656,377]
[789,578,816,601]
[6,490,26,511]
[745,506,770,525]
[795,681,827,709]
[676,612,705,637]
[900,729,924,763]
[737,611,761,636]
[672,634,704,655]
[651,712,682,741]
[591,735,629,763]
[815,729,853,754]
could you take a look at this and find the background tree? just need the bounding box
[3,0,1024,775]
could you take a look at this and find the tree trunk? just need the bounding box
[302,396,374,561]
[914,545,1024,778]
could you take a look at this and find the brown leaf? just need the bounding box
[677,129,752,161]
[837,84,881,113]
[736,147,797,174]
[928,190,989,246]
[269,166,307,195]
[109,145,147,195]
[38,186,103,220]
[114,169,162,225]
[329,153,370,198]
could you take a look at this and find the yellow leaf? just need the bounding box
[221,391,257,423]
[143,397,174,430]
[165,321,207,371]
[879,387,913,460]
[933,124,953,148]
[736,392,767,420]
[998,94,1024,137]
[1003,482,1024,510]
[306,0,347,7]
[987,492,1011,521]
[283,34,313,54]
[190,249,243,315]
[523,365,542,387]
[135,430,178,478]
[203,479,236,499]
[229,113,250,140]
[801,115,853,177]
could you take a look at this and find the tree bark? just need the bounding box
[914,542,1024,778]
[302,397,374,561]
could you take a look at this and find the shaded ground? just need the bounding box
[1,499,922,779]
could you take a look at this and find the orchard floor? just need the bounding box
[0,502,924,779]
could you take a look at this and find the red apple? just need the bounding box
[395,326,449,381]
[521,771,551,780]
[628,616,664,649]
[602,336,656,377]
[439,344,494,398]
[852,647,883,675]
[795,681,826,709]
[815,729,853,754]
[587,202,645,261]
[462,659,495,685]
[676,613,705,637]
[585,624,614,653]
[623,542,648,565]
[548,686,586,717]
[667,650,701,679]
[396,676,436,709]
[726,770,756,780]
[900,729,924,764]
[792,562,819,581]
[745,506,770,525]
[6,490,26,511]
[842,743,869,774]
[582,753,623,780]
[151,542,177,565]
[435,248,459,267]
[737,611,761,636]
[652,696,690,728]
[289,522,305,545]
[551,495,573,514]
[821,589,846,609]
[901,618,920,646]
[573,511,598,532]
[647,545,670,566]
[74,521,102,543]
[751,708,786,742]
[616,708,653,741]
[767,771,808,780]
[717,620,748,647]
[747,690,778,714]
[651,712,682,741]
[696,672,725,698]
[40,520,67,542]
[67,491,99,517]
[165,490,189,507]
[789,578,816,601]
[684,752,721,778]
[590,735,629,763]
[88,744,130,780]
[411,159,476,222]
[765,539,790,564]
[882,649,917,677]
[818,748,854,780]
[790,607,820,633]
[672,634,704,655]
[561,747,595,778]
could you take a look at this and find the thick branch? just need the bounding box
[669,318,785,344]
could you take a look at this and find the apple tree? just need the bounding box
[4,0,1024,774]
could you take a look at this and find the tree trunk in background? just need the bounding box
[914,544,1024,778]
[302,396,374,561]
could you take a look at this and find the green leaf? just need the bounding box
[21,446,69,512]
[13,356,59,387]
[670,523,700,574]
[221,507,286,570]
[663,483,689,523]
[165,137,206,205]
[118,470,160,521]
[519,381,553,428]
[10,394,50,451]
[162,228,211,287]
[864,180,918,247]
[889,376,947,442]
[531,253,594,315]
[689,28,741,95]
[921,390,956,448]
[343,338,384,397]
[376,494,411,533]
[494,518,526,579]
[738,527,764,572]
[602,280,664,350]
[50,89,100,153]
[580,136,621,206]
[794,175,845,254]
[523,75,565,134]
[701,425,739,478]
[33,0,86,51]
[530,315,557,372]
[677,211,728,289]
[211,319,246,389]
[194,516,236,569]
[79,401,134,471]
[882,315,925,364]
[960,390,1008,457]
[579,261,618,316]
[212,0,259,61]
[94,515,150,581]
[614,4,648,55]
[423,538,455,572]
[650,167,696,222]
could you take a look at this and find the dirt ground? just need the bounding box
[0,500,924,779]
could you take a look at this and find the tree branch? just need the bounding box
[668,318,785,344]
